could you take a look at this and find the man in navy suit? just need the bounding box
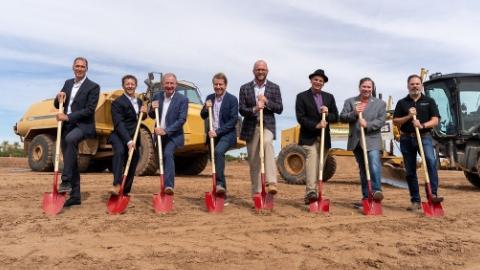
[149,73,188,194]
[200,73,238,196]
[109,75,147,196]
[239,60,283,196]
[54,57,100,207]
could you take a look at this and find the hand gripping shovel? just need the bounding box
[107,111,144,214]
[413,115,444,217]
[253,109,274,211]
[309,112,330,214]
[205,106,224,213]
[359,112,383,216]
[152,107,174,213]
[42,101,66,215]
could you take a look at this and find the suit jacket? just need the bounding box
[295,89,338,148]
[200,92,238,146]
[148,91,188,147]
[109,94,146,145]
[339,95,386,151]
[54,77,100,138]
[239,80,283,141]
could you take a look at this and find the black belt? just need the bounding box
[400,132,430,137]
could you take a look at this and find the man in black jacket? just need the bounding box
[295,69,338,204]
[54,57,100,207]
[109,75,147,196]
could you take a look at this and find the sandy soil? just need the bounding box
[0,156,479,270]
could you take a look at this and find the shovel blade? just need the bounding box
[421,201,444,217]
[153,193,174,214]
[362,198,383,216]
[42,192,66,215]
[107,194,130,214]
[253,193,274,211]
[205,192,224,213]
[310,198,330,215]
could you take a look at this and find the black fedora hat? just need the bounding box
[309,69,328,82]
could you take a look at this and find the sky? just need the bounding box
[1,0,479,152]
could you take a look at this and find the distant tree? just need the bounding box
[1,141,8,152]
[0,141,26,157]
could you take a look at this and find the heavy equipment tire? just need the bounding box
[136,127,158,176]
[28,134,54,172]
[322,154,337,182]
[464,171,480,189]
[277,144,337,185]
[176,153,209,175]
[77,155,91,172]
[277,144,306,185]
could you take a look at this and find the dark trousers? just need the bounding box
[400,134,440,203]
[61,126,85,198]
[110,133,139,195]
[161,136,178,189]
[211,135,235,190]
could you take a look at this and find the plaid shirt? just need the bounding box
[239,80,283,141]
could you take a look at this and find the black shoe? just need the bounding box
[58,182,72,193]
[64,197,81,207]
[353,202,362,209]
[431,196,444,204]
[304,191,318,205]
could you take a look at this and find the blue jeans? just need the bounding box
[212,135,235,190]
[400,134,439,203]
[161,137,178,189]
[353,144,382,199]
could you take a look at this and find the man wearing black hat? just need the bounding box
[295,69,338,204]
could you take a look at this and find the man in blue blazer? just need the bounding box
[200,73,238,196]
[149,73,188,194]
[54,57,100,207]
[109,75,147,196]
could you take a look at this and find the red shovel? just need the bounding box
[413,115,444,217]
[152,107,174,213]
[359,112,383,216]
[205,106,224,213]
[42,101,66,215]
[253,109,274,211]
[309,112,330,214]
[107,111,144,215]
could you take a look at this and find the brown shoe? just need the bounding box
[267,183,278,195]
[110,184,121,196]
[431,196,444,204]
[406,202,421,211]
[373,191,384,202]
[165,187,174,195]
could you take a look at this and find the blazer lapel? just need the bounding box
[72,77,89,105]
[309,90,320,116]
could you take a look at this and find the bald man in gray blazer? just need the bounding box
[340,77,386,203]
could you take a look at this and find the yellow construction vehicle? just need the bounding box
[14,72,244,175]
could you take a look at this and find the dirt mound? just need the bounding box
[0,158,479,269]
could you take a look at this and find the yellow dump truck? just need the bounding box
[14,73,244,175]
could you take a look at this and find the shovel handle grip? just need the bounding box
[413,115,431,184]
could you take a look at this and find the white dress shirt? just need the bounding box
[67,76,86,114]
[160,92,175,129]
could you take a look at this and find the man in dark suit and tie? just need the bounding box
[200,73,238,197]
[54,57,100,207]
[149,73,188,195]
[109,75,147,196]
[295,69,338,204]
[239,60,283,196]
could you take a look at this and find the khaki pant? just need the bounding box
[303,139,328,194]
[247,126,277,194]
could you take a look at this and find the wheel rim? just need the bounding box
[32,145,43,161]
[284,152,304,175]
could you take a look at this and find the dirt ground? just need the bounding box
[1,156,480,270]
